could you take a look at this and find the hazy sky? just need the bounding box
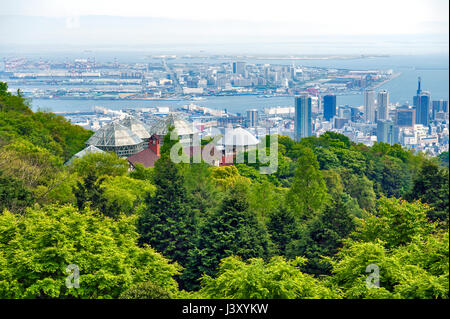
[1,0,448,54]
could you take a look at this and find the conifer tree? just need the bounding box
[267,205,300,256]
[287,195,356,275]
[182,181,273,291]
[137,132,195,269]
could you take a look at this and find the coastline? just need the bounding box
[371,72,402,89]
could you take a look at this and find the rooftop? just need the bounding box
[149,113,199,137]
[86,121,143,147]
[119,116,151,140]
[219,127,260,146]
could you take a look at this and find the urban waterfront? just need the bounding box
[17,54,448,114]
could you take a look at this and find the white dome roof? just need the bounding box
[220,127,259,146]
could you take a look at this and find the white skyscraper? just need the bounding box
[377,90,389,121]
[364,89,376,123]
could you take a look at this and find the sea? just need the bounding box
[4,54,449,114]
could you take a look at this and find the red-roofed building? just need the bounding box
[128,133,233,168]
[128,134,161,168]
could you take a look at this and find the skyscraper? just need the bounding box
[246,109,258,128]
[323,94,336,121]
[232,62,246,76]
[377,90,389,121]
[377,119,394,144]
[413,77,422,108]
[413,77,431,126]
[364,89,376,123]
[416,92,431,126]
[294,95,312,141]
[432,100,448,120]
[395,106,415,127]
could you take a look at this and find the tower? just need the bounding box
[232,62,246,76]
[395,106,415,127]
[294,95,312,141]
[377,119,394,144]
[413,77,421,109]
[323,94,337,121]
[364,89,376,123]
[377,90,389,121]
[148,134,160,156]
[416,92,431,126]
[246,109,259,128]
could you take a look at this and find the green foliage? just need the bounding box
[119,282,172,299]
[73,172,111,217]
[437,151,449,167]
[235,163,267,183]
[0,87,449,300]
[128,163,154,181]
[329,147,367,175]
[200,136,214,146]
[328,233,449,299]
[353,197,435,249]
[340,170,376,212]
[33,171,79,206]
[407,160,449,225]
[70,152,129,178]
[321,169,344,200]
[287,195,357,275]
[248,180,280,222]
[183,181,273,291]
[199,256,339,299]
[370,155,412,197]
[160,126,182,158]
[137,154,195,269]
[0,205,180,298]
[101,175,156,215]
[267,205,300,256]
[0,170,32,213]
[183,162,221,217]
[0,139,62,188]
[210,165,251,191]
[315,147,341,170]
[286,147,328,220]
[0,83,32,114]
[0,82,92,160]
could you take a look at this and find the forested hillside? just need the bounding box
[0,82,448,299]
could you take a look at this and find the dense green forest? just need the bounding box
[0,82,448,299]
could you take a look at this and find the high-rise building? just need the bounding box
[413,77,431,126]
[364,89,376,123]
[413,77,422,108]
[443,101,449,113]
[323,94,336,121]
[377,90,389,121]
[246,109,259,128]
[334,117,349,129]
[377,119,394,144]
[294,95,312,141]
[339,106,352,120]
[232,62,246,76]
[432,100,448,120]
[416,92,431,126]
[395,106,415,127]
